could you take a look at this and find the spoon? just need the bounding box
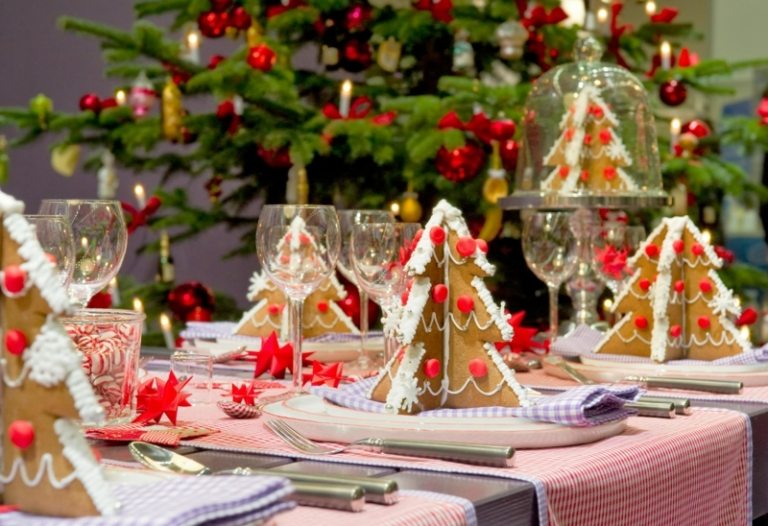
[129,441,366,511]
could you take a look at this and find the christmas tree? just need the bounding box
[595,216,751,362]
[369,200,528,414]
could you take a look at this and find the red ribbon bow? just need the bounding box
[438,111,516,144]
[607,3,632,69]
[414,0,453,23]
[121,195,161,234]
[231,382,258,405]
[302,361,344,388]
[133,371,191,426]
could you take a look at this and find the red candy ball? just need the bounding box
[634,315,648,329]
[599,129,612,145]
[432,284,448,303]
[669,325,682,338]
[9,420,34,450]
[456,295,474,313]
[699,279,713,293]
[3,265,26,295]
[429,226,446,245]
[659,80,688,107]
[603,166,617,180]
[673,239,685,254]
[697,316,711,329]
[400,290,409,306]
[424,358,441,379]
[691,243,704,256]
[5,329,27,356]
[268,303,282,316]
[247,44,277,71]
[558,166,569,179]
[468,358,488,378]
[674,280,685,293]
[456,237,477,258]
[79,93,102,113]
[645,244,660,258]
[317,300,329,313]
[638,278,651,292]
[435,142,486,183]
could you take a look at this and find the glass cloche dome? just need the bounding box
[502,36,668,209]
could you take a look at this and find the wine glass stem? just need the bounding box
[288,297,305,394]
[548,284,560,341]
[359,289,369,359]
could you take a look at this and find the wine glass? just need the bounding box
[591,223,647,297]
[39,200,128,308]
[522,211,579,341]
[338,210,394,369]
[350,222,421,364]
[256,205,340,394]
[24,215,76,288]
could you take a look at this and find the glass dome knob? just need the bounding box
[574,36,604,63]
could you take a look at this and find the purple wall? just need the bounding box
[0,1,254,307]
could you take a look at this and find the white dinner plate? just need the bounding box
[261,395,627,449]
[187,337,385,363]
[566,357,768,387]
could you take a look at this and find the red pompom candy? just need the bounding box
[674,280,685,293]
[429,226,446,245]
[638,278,651,292]
[317,300,329,313]
[3,265,26,295]
[400,290,409,306]
[697,316,711,329]
[634,315,648,329]
[424,358,441,379]
[669,325,682,338]
[456,237,477,258]
[603,167,617,180]
[558,166,569,179]
[645,244,660,258]
[268,303,282,316]
[247,44,277,71]
[432,284,448,303]
[673,240,685,254]
[699,279,713,293]
[598,129,612,144]
[468,358,488,378]
[8,420,34,450]
[456,295,474,313]
[5,329,27,356]
[691,243,704,256]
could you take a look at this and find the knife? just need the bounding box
[623,400,675,418]
[625,376,743,395]
[639,396,691,415]
[355,438,515,468]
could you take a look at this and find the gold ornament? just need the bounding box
[377,37,402,72]
[161,80,184,142]
[321,45,340,66]
[678,132,699,158]
[399,191,422,222]
[479,206,503,241]
[246,23,263,47]
[286,164,309,204]
[50,144,81,177]
[29,94,53,129]
[482,141,509,204]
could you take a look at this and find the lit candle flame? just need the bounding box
[339,80,353,118]
[603,298,614,312]
[389,201,400,216]
[133,297,144,313]
[160,312,172,331]
[81,237,88,250]
[115,89,127,106]
[670,118,681,153]
[660,41,672,70]
[134,183,147,209]
[701,229,712,244]
[186,29,200,50]
[596,7,608,23]
[645,1,657,16]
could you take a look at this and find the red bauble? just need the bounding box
[499,139,519,173]
[198,10,229,38]
[167,282,215,320]
[87,290,113,309]
[247,44,277,71]
[79,93,102,113]
[435,142,486,183]
[682,119,711,139]
[258,145,292,168]
[659,80,687,107]
[345,4,372,31]
[342,39,372,67]
[216,100,235,120]
[489,119,516,141]
[9,420,34,450]
[231,6,252,30]
[186,306,213,322]
[338,282,378,328]
[210,0,232,12]
[101,97,118,110]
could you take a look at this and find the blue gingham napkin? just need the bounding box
[311,376,638,427]
[0,475,294,526]
[553,324,768,366]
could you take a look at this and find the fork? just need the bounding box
[264,419,516,467]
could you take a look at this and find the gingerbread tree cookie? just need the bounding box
[542,85,638,193]
[596,216,751,362]
[234,270,359,339]
[0,191,114,516]
[369,200,529,415]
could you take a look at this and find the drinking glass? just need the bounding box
[24,214,76,288]
[256,205,341,394]
[170,350,214,405]
[522,211,579,340]
[350,222,422,364]
[591,223,647,297]
[338,210,394,368]
[39,199,128,308]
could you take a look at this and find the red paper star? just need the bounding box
[302,361,344,388]
[595,245,628,280]
[231,382,258,405]
[495,311,547,354]
[246,331,311,379]
[133,371,191,426]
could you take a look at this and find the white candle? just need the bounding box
[115,89,127,106]
[183,28,201,64]
[339,80,352,118]
[670,118,681,152]
[133,297,148,332]
[645,1,657,16]
[660,41,672,70]
[596,7,608,24]
[159,313,175,350]
[134,183,147,209]
[109,277,121,306]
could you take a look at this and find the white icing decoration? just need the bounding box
[649,216,686,362]
[326,273,348,299]
[246,271,276,301]
[707,269,740,317]
[471,276,513,341]
[398,277,431,344]
[234,300,282,334]
[483,342,530,407]
[384,343,426,413]
[1,359,31,388]
[0,191,25,215]
[0,453,77,489]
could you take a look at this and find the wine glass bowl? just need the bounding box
[39,200,128,308]
[24,214,76,288]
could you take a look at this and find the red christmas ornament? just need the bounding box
[3,265,26,295]
[757,97,768,125]
[231,6,252,30]
[258,146,292,168]
[101,97,118,110]
[644,244,660,258]
[456,237,477,258]
[692,243,704,256]
[468,358,487,378]
[317,300,329,313]
[659,80,687,107]
[8,421,34,450]
[247,44,277,71]
[432,284,448,303]
[87,290,113,309]
[499,139,519,173]
[697,316,711,330]
[669,324,683,338]
[457,295,474,313]
[5,329,26,356]
[167,281,215,321]
[634,315,648,329]
[208,54,226,69]
[186,306,213,322]
[638,278,651,292]
[198,10,230,38]
[674,280,685,293]
[342,38,372,68]
[489,119,516,141]
[210,0,232,12]
[345,4,372,31]
[424,358,441,378]
[435,142,485,183]
[134,371,192,425]
[79,93,102,113]
[673,239,685,254]
[216,100,235,120]
[429,226,446,245]
[699,278,713,293]
[682,119,711,139]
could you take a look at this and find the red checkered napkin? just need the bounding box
[86,423,219,447]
